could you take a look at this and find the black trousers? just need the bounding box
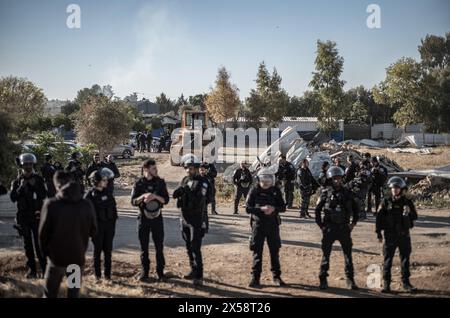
[250,221,281,279]
[44,260,81,298]
[367,185,382,213]
[181,222,204,279]
[210,187,217,213]
[234,186,250,213]
[92,219,116,278]
[284,182,294,208]
[138,215,165,275]
[383,232,412,283]
[300,189,311,215]
[20,218,47,274]
[319,224,354,279]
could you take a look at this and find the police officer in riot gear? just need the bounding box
[103,154,120,193]
[85,153,103,186]
[202,161,218,215]
[347,162,372,220]
[173,155,210,286]
[41,153,57,197]
[376,176,418,293]
[131,159,170,281]
[199,163,214,233]
[315,166,359,290]
[85,168,118,281]
[276,155,296,209]
[246,168,286,288]
[318,161,331,187]
[66,151,85,194]
[297,158,319,218]
[10,153,47,278]
[368,157,388,215]
[344,155,358,184]
[232,161,253,214]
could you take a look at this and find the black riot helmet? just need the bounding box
[18,153,37,166]
[99,167,115,180]
[387,176,407,189]
[326,166,344,179]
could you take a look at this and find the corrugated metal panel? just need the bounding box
[371,123,395,139]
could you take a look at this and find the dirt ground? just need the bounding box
[1,152,450,298]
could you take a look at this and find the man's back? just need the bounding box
[39,182,97,267]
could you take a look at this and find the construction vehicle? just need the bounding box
[170,110,214,166]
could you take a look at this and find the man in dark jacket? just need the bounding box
[39,171,97,298]
[376,176,418,293]
[232,161,253,214]
[368,157,388,215]
[103,154,120,193]
[85,153,103,186]
[246,168,286,288]
[41,154,57,197]
[344,155,358,184]
[85,169,118,281]
[173,155,211,286]
[297,159,319,218]
[139,132,147,153]
[10,153,47,278]
[315,166,359,290]
[202,161,218,214]
[131,159,170,281]
[66,151,85,194]
[276,155,296,209]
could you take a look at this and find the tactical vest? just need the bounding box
[323,188,351,224]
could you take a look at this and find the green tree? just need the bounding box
[0,112,21,184]
[188,94,208,111]
[0,76,46,137]
[246,62,290,127]
[205,67,241,124]
[287,91,321,117]
[156,93,175,114]
[373,57,428,127]
[75,94,134,156]
[309,40,346,132]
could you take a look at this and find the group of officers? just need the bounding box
[4,148,418,297]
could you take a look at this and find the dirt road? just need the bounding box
[1,153,449,298]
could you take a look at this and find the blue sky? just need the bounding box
[0,0,449,100]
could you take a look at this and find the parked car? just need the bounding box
[109,144,135,159]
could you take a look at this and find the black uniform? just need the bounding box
[297,166,319,217]
[10,173,48,274]
[276,161,296,208]
[131,177,170,277]
[85,161,103,186]
[318,170,332,188]
[376,196,417,285]
[368,164,388,213]
[347,168,372,218]
[41,162,57,197]
[173,175,210,280]
[139,133,147,152]
[344,161,358,184]
[205,163,218,213]
[66,159,85,194]
[85,187,118,279]
[315,185,358,281]
[246,185,285,280]
[103,160,121,193]
[232,167,253,214]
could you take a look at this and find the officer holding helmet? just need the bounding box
[10,153,47,278]
[315,166,359,290]
[376,176,418,293]
[66,151,85,194]
[246,168,286,288]
[131,159,170,281]
[85,168,118,281]
[173,155,210,286]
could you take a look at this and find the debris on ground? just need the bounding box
[408,176,450,203]
[389,148,434,155]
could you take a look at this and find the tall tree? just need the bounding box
[0,76,46,137]
[205,67,240,124]
[156,93,175,114]
[309,40,346,132]
[246,62,290,127]
[188,94,208,111]
[75,94,133,155]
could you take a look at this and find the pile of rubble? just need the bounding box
[408,176,450,203]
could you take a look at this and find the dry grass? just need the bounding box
[361,146,450,170]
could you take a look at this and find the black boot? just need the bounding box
[137,269,149,282]
[381,281,391,293]
[183,271,195,279]
[249,276,261,288]
[157,270,166,282]
[402,280,417,293]
[273,276,286,287]
[319,276,328,290]
[346,278,358,290]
